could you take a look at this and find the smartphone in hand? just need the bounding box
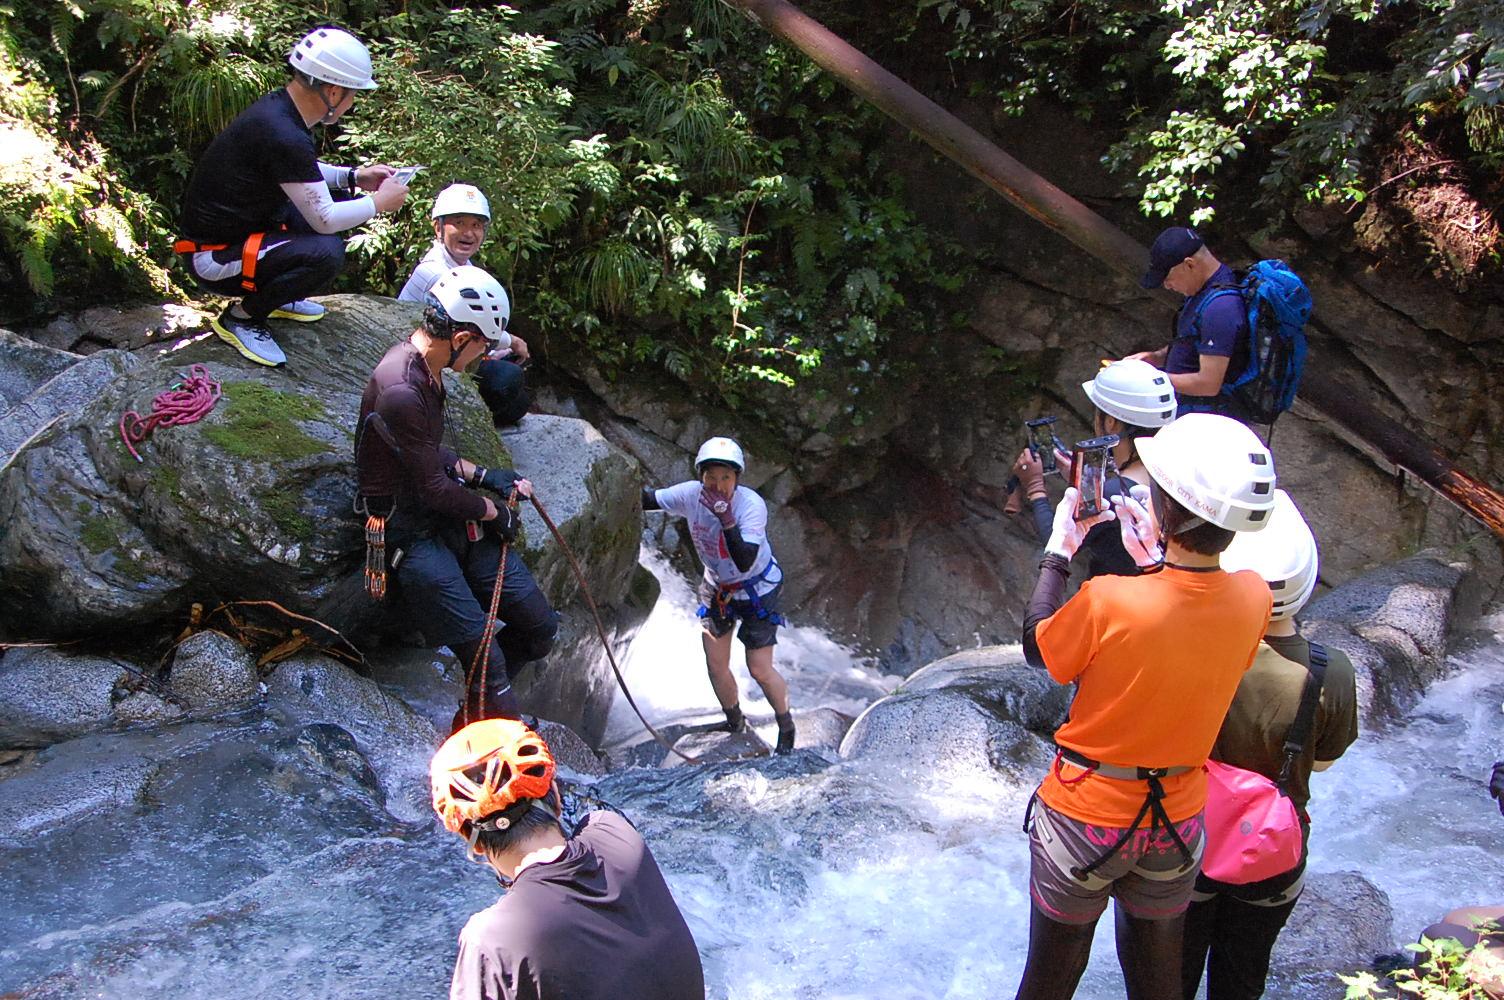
[393,165,425,185]
[1071,434,1120,520]
[1026,416,1060,475]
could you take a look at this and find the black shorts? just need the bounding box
[698,579,782,650]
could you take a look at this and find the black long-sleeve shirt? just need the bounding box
[356,341,486,522]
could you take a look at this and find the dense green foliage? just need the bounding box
[2,0,1499,409]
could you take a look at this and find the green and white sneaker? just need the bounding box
[212,308,286,367]
[269,300,325,322]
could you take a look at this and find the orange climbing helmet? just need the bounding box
[430,719,557,837]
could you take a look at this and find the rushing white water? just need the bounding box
[2,547,1501,998]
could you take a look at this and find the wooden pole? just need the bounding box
[728,0,1504,539]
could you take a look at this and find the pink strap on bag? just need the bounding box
[1200,760,1303,883]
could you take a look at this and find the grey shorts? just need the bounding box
[1028,799,1205,924]
[698,580,782,650]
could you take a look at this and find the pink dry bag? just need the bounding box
[1200,761,1302,884]
[1200,643,1328,886]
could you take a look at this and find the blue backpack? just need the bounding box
[1191,260,1312,425]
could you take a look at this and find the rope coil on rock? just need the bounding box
[119,364,222,463]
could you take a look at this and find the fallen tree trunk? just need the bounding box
[728,0,1504,540]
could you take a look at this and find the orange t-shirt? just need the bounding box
[1034,565,1272,827]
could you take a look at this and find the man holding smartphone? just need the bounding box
[176,27,411,367]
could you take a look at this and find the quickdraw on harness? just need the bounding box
[1025,747,1198,883]
[118,363,222,462]
[697,560,786,626]
[173,226,286,293]
[356,496,396,601]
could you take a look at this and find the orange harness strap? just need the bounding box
[173,227,282,293]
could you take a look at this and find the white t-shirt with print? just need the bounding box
[653,481,781,595]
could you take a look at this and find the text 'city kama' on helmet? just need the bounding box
[431,719,557,841]
[1220,488,1318,620]
[432,184,492,222]
[695,437,745,475]
[1082,359,1177,428]
[1135,412,1276,532]
[289,28,377,91]
[425,264,511,346]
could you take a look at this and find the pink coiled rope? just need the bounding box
[119,363,222,462]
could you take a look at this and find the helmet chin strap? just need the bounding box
[316,82,342,124]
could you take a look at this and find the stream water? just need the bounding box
[1,542,1501,999]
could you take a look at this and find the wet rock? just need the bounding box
[112,689,185,728]
[0,647,127,747]
[1270,871,1395,988]
[535,718,609,777]
[780,707,854,752]
[264,653,438,822]
[665,726,771,766]
[899,645,1070,736]
[840,687,1053,783]
[1303,551,1477,725]
[507,412,655,743]
[0,348,133,469]
[291,723,385,807]
[0,329,78,411]
[0,731,158,840]
[168,630,260,714]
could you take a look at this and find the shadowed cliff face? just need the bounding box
[533,98,1503,671]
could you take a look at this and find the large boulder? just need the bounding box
[1302,550,1478,725]
[507,413,656,744]
[0,648,129,747]
[1271,871,1396,991]
[0,296,442,641]
[840,686,1052,783]
[0,329,77,412]
[897,645,1070,736]
[166,630,260,714]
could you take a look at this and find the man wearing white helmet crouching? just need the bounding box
[1181,489,1358,1000]
[642,437,797,753]
[177,27,411,367]
[398,184,530,427]
[355,265,557,734]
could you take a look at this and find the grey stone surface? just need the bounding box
[0,329,78,412]
[840,687,1053,782]
[666,726,771,767]
[0,349,134,468]
[1271,871,1395,989]
[168,630,260,714]
[507,413,655,744]
[899,645,1070,736]
[112,689,185,728]
[1303,551,1476,724]
[0,731,158,840]
[535,718,609,777]
[264,653,439,822]
[780,706,854,752]
[0,648,126,747]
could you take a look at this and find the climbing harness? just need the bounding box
[525,492,703,765]
[173,228,283,292]
[697,561,786,626]
[1023,746,1199,883]
[118,363,222,463]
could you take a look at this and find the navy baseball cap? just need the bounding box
[1140,227,1204,289]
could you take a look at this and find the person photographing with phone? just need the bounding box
[175,27,411,367]
[398,184,531,428]
[642,437,797,752]
[1011,358,1179,579]
[355,265,557,732]
[1012,413,1276,1000]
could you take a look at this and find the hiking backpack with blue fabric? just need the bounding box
[1191,260,1313,425]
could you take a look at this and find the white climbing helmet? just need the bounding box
[289,28,377,90]
[695,437,745,474]
[1220,489,1319,620]
[1135,412,1277,532]
[428,265,511,344]
[1082,358,1177,428]
[432,184,492,222]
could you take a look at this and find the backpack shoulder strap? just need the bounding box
[1277,641,1328,788]
[1184,275,1247,340]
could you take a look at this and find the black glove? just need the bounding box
[1491,761,1504,816]
[486,503,520,544]
[478,466,521,497]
